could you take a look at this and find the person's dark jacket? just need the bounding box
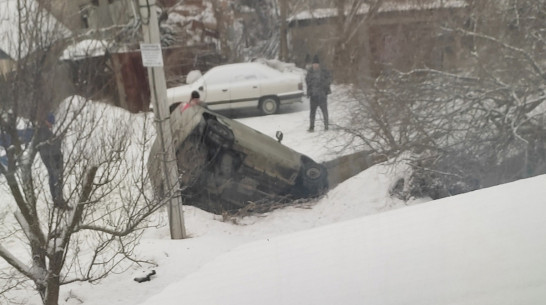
[305,68,332,97]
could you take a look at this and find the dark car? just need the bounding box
[148,104,328,214]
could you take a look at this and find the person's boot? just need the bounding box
[307,127,314,132]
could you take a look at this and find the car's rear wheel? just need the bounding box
[206,119,234,148]
[259,97,279,115]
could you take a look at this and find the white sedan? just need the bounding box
[167,62,304,115]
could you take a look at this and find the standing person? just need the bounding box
[0,111,68,209]
[305,55,332,132]
[36,112,69,210]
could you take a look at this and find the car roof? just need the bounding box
[208,62,280,75]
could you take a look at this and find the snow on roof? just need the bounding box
[0,0,71,59]
[288,0,467,22]
[253,58,305,74]
[380,0,468,11]
[60,39,113,60]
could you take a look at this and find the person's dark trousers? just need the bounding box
[37,127,66,208]
[309,94,329,130]
[40,148,64,206]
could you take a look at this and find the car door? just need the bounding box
[229,70,261,110]
[202,68,231,111]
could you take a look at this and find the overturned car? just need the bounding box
[148,104,328,214]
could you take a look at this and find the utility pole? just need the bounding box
[138,0,186,239]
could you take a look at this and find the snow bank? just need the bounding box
[138,175,546,305]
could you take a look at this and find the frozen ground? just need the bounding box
[3,86,546,304]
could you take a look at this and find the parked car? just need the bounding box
[166,62,304,115]
[148,105,328,214]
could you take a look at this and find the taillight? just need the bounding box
[298,82,303,90]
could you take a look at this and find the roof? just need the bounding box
[0,48,9,59]
[288,0,468,24]
[0,0,71,59]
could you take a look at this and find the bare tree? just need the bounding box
[332,0,384,82]
[338,0,546,199]
[0,2,165,304]
[234,0,281,60]
[210,0,233,60]
[279,0,289,61]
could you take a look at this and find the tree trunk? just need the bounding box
[44,252,64,305]
[333,0,348,80]
[279,0,289,61]
[211,0,231,60]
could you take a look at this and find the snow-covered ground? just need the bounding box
[3,87,546,304]
[138,175,546,305]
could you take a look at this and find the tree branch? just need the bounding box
[453,27,546,80]
[0,244,35,281]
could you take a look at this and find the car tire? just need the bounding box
[302,163,328,196]
[206,119,234,148]
[259,97,279,115]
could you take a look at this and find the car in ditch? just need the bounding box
[148,104,328,214]
[166,62,304,115]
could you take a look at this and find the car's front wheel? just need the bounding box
[301,162,328,197]
[259,97,279,115]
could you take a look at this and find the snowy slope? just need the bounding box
[138,175,546,305]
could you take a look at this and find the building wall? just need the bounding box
[289,7,467,78]
[289,20,336,69]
